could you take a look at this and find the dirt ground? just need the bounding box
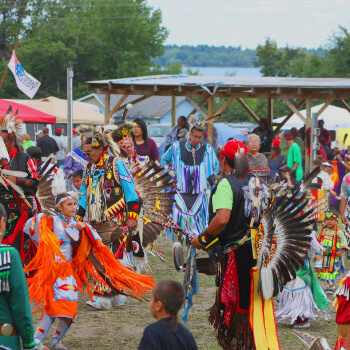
[32,235,347,350]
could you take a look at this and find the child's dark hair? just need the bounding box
[153,280,185,323]
[72,170,83,179]
[0,204,7,221]
[27,146,42,162]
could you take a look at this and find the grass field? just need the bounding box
[32,236,348,350]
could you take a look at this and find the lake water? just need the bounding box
[182,66,262,77]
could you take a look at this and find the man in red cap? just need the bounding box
[191,139,268,350]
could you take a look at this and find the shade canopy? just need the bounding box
[25,96,105,125]
[274,104,350,130]
[0,99,56,123]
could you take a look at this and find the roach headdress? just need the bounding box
[187,113,222,132]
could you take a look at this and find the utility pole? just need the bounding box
[67,61,74,154]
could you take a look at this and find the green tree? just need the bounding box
[1,0,168,99]
[0,0,30,60]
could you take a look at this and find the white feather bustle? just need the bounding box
[0,137,9,165]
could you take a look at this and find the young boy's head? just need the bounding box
[150,280,185,322]
[0,204,7,242]
[56,194,77,218]
[71,170,84,191]
[324,211,338,230]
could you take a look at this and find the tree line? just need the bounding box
[152,44,325,68]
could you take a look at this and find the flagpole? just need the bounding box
[0,41,19,92]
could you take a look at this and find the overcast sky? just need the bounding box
[147,0,350,49]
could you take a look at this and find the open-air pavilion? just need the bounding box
[86,74,350,170]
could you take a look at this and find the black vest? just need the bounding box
[209,172,254,247]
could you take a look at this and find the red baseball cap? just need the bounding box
[220,139,247,160]
[73,128,78,135]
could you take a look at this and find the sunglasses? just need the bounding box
[82,151,92,156]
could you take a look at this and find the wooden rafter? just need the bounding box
[339,99,350,113]
[117,95,151,112]
[274,100,306,133]
[214,97,234,115]
[96,87,350,100]
[282,98,306,123]
[236,98,260,123]
[186,96,209,118]
[187,96,209,120]
[107,94,128,119]
[317,99,334,116]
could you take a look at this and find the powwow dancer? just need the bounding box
[315,211,349,294]
[191,139,322,350]
[76,127,142,309]
[23,169,154,350]
[275,229,328,328]
[0,106,39,263]
[104,115,176,265]
[0,203,36,350]
[334,270,350,350]
[161,115,220,320]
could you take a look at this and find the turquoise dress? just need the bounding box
[0,244,35,349]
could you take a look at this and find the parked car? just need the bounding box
[147,124,172,148]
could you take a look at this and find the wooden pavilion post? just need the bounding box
[268,98,273,126]
[171,96,176,127]
[104,94,110,125]
[208,97,213,144]
[305,99,311,173]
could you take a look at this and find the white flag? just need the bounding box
[7,51,41,99]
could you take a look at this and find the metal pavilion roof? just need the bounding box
[87,75,350,99]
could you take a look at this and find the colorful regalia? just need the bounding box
[334,271,350,350]
[77,152,141,225]
[63,146,88,179]
[0,243,35,350]
[161,138,219,239]
[0,107,39,264]
[23,169,154,348]
[192,139,323,350]
[315,223,349,287]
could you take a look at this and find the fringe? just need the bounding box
[208,256,255,350]
[275,284,327,324]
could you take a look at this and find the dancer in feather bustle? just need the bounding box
[191,139,268,350]
[24,169,154,350]
[191,139,322,350]
[0,106,39,264]
[0,204,36,350]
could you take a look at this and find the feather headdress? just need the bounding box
[77,124,121,157]
[187,113,222,132]
[0,106,24,151]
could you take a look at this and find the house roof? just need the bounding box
[96,93,189,118]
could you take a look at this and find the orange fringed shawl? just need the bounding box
[24,215,155,314]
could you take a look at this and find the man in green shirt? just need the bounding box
[191,139,268,350]
[284,131,303,181]
[0,203,36,350]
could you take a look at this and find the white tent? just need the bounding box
[274,104,350,129]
